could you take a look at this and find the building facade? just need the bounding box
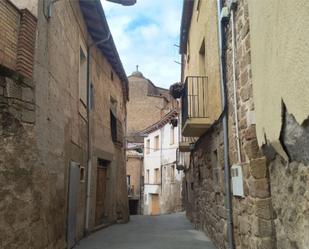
[142,110,183,215]
[126,145,143,215]
[0,0,129,248]
[178,0,309,249]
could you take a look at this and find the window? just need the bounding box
[111,71,114,81]
[171,165,175,183]
[89,83,94,110]
[154,135,160,151]
[146,139,150,154]
[146,169,150,184]
[127,175,131,185]
[110,97,117,143]
[199,39,206,76]
[154,168,160,184]
[110,110,117,142]
[79,46,87,105]
[196,0,201,20]
[170,125,175,145]
[80,166,85,182]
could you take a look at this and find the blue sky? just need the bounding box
[101,0,183,89]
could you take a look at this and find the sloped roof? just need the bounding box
[139,109,179,135]
[79,0,129,100]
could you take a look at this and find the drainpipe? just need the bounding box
[216,1,235,249]
[230,3,241,163]
[85,33,111,234]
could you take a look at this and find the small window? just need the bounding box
[146,169,150,183]
[199,39,206,76]
[170,126,175,145]
[146,139,150,154]
[171,165,175,182]
[111,71,114,81]
[79,46,87,105]
[110,97,118,143]
[80,166,85,182]
[154,168,160,184]
[89,83,94,110]
[127,175,131,185]
[110,110,117,142]
[196,0,201,20]
[154,135,160,151]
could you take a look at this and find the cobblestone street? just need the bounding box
[75,213,216,249]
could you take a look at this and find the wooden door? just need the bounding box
[95,166,107,225]
[151,194,160,215]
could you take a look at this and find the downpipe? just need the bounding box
[85,34,111,234]
[217,0,235,249]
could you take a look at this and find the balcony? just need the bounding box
[179,136,197,152]
[181,76,212,137]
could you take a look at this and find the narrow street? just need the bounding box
[75,213,216,249]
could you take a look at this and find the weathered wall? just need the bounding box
[183,1,275,249]
[248,0,309,157]
[264,111,309,249]
[248,1,309,248]
[87,37,129,227]
[0,0,129,248]
[127,155,142,198]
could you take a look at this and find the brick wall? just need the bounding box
[16,9,37,79]
[0,0,37,79]
[0,0,20,70]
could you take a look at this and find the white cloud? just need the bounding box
[101,0,182,88]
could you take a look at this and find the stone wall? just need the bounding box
[265,111,309,249]
[0,0,129,248]
[183,0,276,248]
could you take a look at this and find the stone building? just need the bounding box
[126,144,143,215]
[125,69,178,215]
[141,109,183,215]
[178,0,309,249]
[0,0,129,248]
[127,68,177,142]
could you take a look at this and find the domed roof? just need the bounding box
[131,65,144,78]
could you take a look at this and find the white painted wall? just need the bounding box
[143,120,183,215]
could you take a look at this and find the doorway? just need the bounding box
[151,194,160,215]
[95,158,109,226]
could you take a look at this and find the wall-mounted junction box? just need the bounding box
[231,164,244,197]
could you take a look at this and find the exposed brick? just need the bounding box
[245,125,257,141]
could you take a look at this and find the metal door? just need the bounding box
[67,161,80,249]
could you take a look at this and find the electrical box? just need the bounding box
[231,164,244,197]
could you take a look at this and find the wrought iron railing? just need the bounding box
[182,76,208,127]
[128,185,134,196]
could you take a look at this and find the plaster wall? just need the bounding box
[248,0,309,157]
[127,155,143,198]
[183,0,221,121]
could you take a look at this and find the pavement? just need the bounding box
[74,212,217,249]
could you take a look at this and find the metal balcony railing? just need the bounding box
[128,185,134,196]
[182,76,209,127]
